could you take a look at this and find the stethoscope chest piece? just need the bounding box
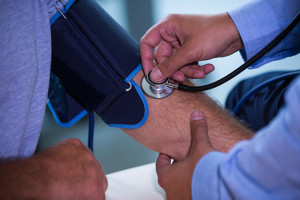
[141,69,174,99]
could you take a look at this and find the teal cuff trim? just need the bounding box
[125,64,142,83]
[108,64,148,129]
[108,79,149,129]
[47,99,87,128]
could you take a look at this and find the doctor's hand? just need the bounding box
[156,110,215,200]
[140,13,243,82]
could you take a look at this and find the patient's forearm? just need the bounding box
[122,71,253,160]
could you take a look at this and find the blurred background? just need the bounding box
[37,0,300,174]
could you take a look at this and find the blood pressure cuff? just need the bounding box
[47,0,148,129]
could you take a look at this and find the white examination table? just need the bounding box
[106,163,166,200]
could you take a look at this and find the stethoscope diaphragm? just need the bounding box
[141,69,174,99]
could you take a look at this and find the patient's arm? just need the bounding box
[122,71,253,161]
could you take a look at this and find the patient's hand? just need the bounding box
[0,139,107,200]
[122,71,253,161]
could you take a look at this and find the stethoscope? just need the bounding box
[141,12,300,99]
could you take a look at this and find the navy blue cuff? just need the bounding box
[48,0,148,129]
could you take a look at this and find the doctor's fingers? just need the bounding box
[154,40,215,82]
[176,63,215,81]
[140,20,175,75]
[154,39,181,64]
[140,14,187,76]
[156,153,173,188]
[155,41,203,82]
[150,41,199,82]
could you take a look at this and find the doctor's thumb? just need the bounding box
[189,110,214,156]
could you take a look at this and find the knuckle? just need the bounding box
[84,151,97,162]
[162,59,175,75]
[191,120,202,131]
[97,161,104,171]
[140,36,146,45]
[193,118,205,127]
[67,138,84,146]
[83,163,100,181]
[198,117,208,126]
[87,163,99,176]
[104,176,108,191]
[157,175,169,188]
[165,14,179,29]
[86,179,105,199]
[85,167,107,197]
[165,14,179,22]
[184,47,198,61]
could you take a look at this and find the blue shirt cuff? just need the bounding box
[228,0,281,69]
[191,151,226,200]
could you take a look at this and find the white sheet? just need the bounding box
[106,163,166,200]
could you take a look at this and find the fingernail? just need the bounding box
[205,65,214,74]
[151,68,163,81]
[191,110,205,120]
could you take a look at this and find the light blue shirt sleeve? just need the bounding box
[192,0,300,199]
[228,0,300,69]
[192,76,300,200]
